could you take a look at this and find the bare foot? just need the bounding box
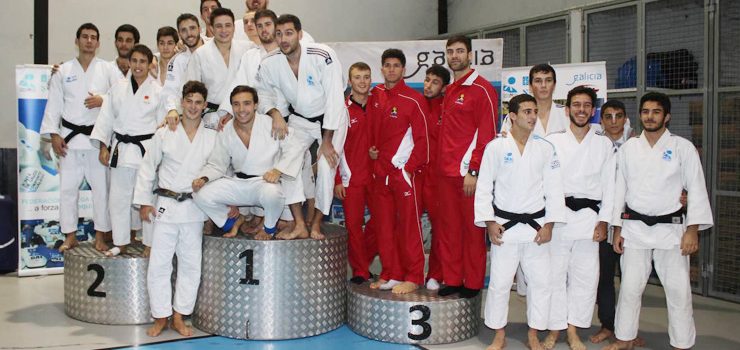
[171,312,193,337]
[370,279,387,289]
[104,246,127,257]
[254,228,272,241]
[590,328,614,344]
[542,330,559,349]
[601,339,634,350]
[487,329,507,350]
[203,220,214,235]
[277,223,308,240]
[277,220,296,237]
[58,235,79,253]
[633,336,645,347]
[527,329,545,350]
[222,215,245,238]
[392,281,419,294]
[309,224,325,240]
[93,231,108,252]
[567,330,586,350]
[240,216,263,235]
[143,246,151,258]
[147,318,168,337]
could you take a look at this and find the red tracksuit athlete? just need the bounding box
[437,69,498,291]
[422,95,444,283]
[368,79,430,286]
[336,95,378,280]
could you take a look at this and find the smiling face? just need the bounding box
[246,0,268,10]
[510,101,538,133]
[212,14,235,44]
[178,18,201,49]
[349,67,371,96]
[182,92,206,121]
[231,91,257,125]
[129,51,151,81]
[566,93,595,128]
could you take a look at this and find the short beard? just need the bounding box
[569,115,590,128]
[642,119,665,132]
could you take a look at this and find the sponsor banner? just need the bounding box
[501,62,608,122]
[16,65,95,277]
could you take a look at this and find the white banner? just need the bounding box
[501,62,608,122]
[16,65,95,277]
[327,39,503,89]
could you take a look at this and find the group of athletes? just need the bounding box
[39,0,713,349]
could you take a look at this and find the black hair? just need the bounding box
[129,44,153,63]
[254,9,278,24]
[200,0,222,11]
[156,26,179,43]
[381,48,406,67]
[640,91,671,114]
[276,14,302,32]
[509,94,537,114]
[566,85,597,107]
[115,24,140,43]
[528,63,556,84]
[176,13,200,29]
[182,80,208,101]
[210,7,234,26]
[76,23,99,39]
[426,64,451,86]
[600,99,627,119]
[446,35,472,52]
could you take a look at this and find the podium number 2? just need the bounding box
[408,304,431,340]
[87,264,106,298]
[239,249,259,285]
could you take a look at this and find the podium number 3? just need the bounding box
[239,249,259,285]
[87,264,106,298]
[408,304,431,340]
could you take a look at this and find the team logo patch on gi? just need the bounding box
[504,152,513,164]
[390,107,398,118]
[307,75,315,86]
[455,94,465,105]
[662,149,673,161]
[551,159,560,169]
[65,75,78,83]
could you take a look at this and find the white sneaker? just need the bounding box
[379,279,401,290]
[426,278,440,290]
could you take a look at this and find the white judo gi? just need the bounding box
[612,130,713,349]
[500,101,567,136]
[193,114,304,229]
[133,122,216,318]
[40,57,118,234]
[257,43,348,214]
[91,75,167,247]
[545,127,616,330]
[474,134,566,330]
[161,50,194,113]
[186,39,255,107]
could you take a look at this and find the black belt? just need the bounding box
[61,118,94,144]
[565,196,601,213]
[110,132,154,168]
[621,205,685,226]
[235,172,258,179]
[154,188,192,202]
[288,105,324,127]
[493,205,546,231]
[205,102,219,115]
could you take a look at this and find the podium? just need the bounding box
[193,224,348,340]
[64,242,152,324]
[347,282,481,344]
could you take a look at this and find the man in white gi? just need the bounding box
[91,44,167,256]
[40,23,118,252]
[192,85,303,239]
[182,7,255,129]
[152,27,179,86]
[541,86,616,350]
[134,81,216,337]
[160,13,205,116]
[257,14,348,240]
[605,92,713,350]
[199,0,220,42]
[501,64,567,137]
[475,93,566,350]
[110,24,140,79]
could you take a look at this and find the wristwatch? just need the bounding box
[468,169,478,177]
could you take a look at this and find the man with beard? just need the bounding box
[436,35,497,299]
[605,92,713,350]
[110,24,140,78]
[256,14,348,240]
[541,86,616,350]
[234,0,316,43]
[162,13,206,114]
[199,0,220,42]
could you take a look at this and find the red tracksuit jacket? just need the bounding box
[336,95,372,187]
[437,69,498,176]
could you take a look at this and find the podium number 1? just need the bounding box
[408,304,431,340]
[238,249,259,285]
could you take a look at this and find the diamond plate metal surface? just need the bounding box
[347,282,481,344]
[193,224,347,340]
[64,242,152,325]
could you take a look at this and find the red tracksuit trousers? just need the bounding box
[341,183,378,279]
[419,171,443,282]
